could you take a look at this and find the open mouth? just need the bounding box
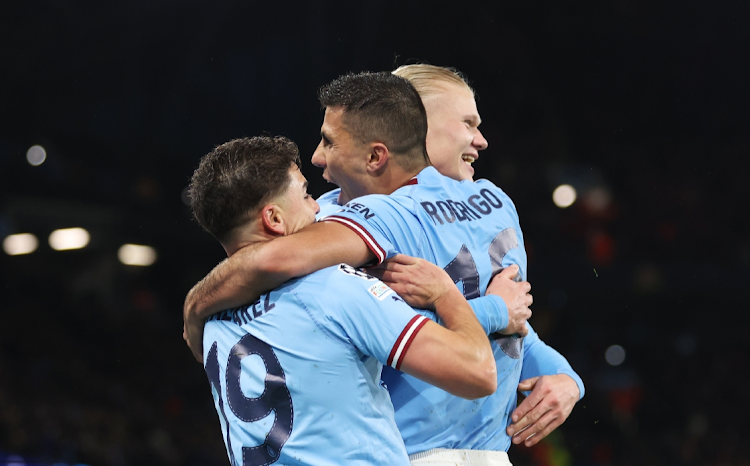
[462,155,476,164]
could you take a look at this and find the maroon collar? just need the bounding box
[403,176,418,187]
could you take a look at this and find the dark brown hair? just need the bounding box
[318,71,430,171]
[189,136,301,241]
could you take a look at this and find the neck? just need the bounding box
[221,222,278,257]
[338,164,425,204]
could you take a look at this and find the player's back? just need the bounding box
[202,265,414,465]
[323,166,528,453]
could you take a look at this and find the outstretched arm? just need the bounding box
[374,255,496,399]
[183,221,374,362]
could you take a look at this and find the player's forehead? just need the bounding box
[427,82,480,120]
[287,164,306,188]
[321,106,348,135]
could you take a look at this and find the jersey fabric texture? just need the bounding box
[203,264,428,466]
[319,167,584,454]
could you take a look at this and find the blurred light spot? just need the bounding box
[49,228,90,251]
[605,345,626,366]
[675,334,696,356]
[688,413,708,437]
[3,233,39,255]
[181,186,192,206]
[552,184,576,208]
[6,455,26,466]
[588,231,616,266]
[583,186,611,213]
[633,263,663,294]
[118,244,157,266]
[26,145,47,166]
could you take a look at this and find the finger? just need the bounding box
[526,293,533,306]
[386,254,419,266]
[517,322,528,337]
[511,380,544,423]
[517,410,560,447]
[372,269,405,284]
[367,267,385,279]
[498,264,519,280]
[508,400,548,439]
[521,281,531,293]
[517,376,540,392]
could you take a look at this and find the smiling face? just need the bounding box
[422,82,488,181]
[311,106,371,204]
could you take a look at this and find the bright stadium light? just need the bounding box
[552,184,577,208]
[118,244,157,266]
[49,227,90,251]
[605,345,626,366]
[3,233,39,255]
[26,145,47,166]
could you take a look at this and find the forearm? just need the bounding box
[522,325,585,399]
[468,295,509,335]
[432,288,497,395]
[185,222,374,320]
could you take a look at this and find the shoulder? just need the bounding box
[294,264,380,297]
[316,188,341,206]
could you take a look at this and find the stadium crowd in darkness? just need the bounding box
[1,151,748,464]
[2,1,749,464]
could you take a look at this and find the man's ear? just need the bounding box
[260,204,285,235]
[367,142,389,174]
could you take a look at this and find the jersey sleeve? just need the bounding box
[521,323,585,399]
[468,295,509,335]
[309,265,430,370]
[320,194,421,264]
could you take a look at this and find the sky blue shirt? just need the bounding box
[317,168,584,453]
[203,264,430,465]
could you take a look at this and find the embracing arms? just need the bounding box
[184,221,373,361]
[383,255,498,399]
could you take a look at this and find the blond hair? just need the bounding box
[392,64,475,98]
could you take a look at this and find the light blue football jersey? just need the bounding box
[203,264,430,466]
[320,167,583,453]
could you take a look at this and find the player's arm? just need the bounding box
[373,255,497,399]
[506,325,584,446]
[369,260,533,338]
[183,221,374,362]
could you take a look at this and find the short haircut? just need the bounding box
[317,71,430,171]
[189,136,301,241]
[393,64,475,98]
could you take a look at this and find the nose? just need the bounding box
[473,128,488,151]
[311,144,326,168]
[312,198,320,215]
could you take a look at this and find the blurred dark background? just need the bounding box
[1,1,748,465]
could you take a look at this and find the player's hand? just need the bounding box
[183,287,205,363]
[485,265,532,336]
[506,374,580,447]
[366,254,456,310]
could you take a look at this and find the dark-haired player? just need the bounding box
[188,135,515,465]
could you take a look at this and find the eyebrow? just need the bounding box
[465,115,482,126]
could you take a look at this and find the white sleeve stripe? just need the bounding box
[390,315,428,369]
[322,216,386,263]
